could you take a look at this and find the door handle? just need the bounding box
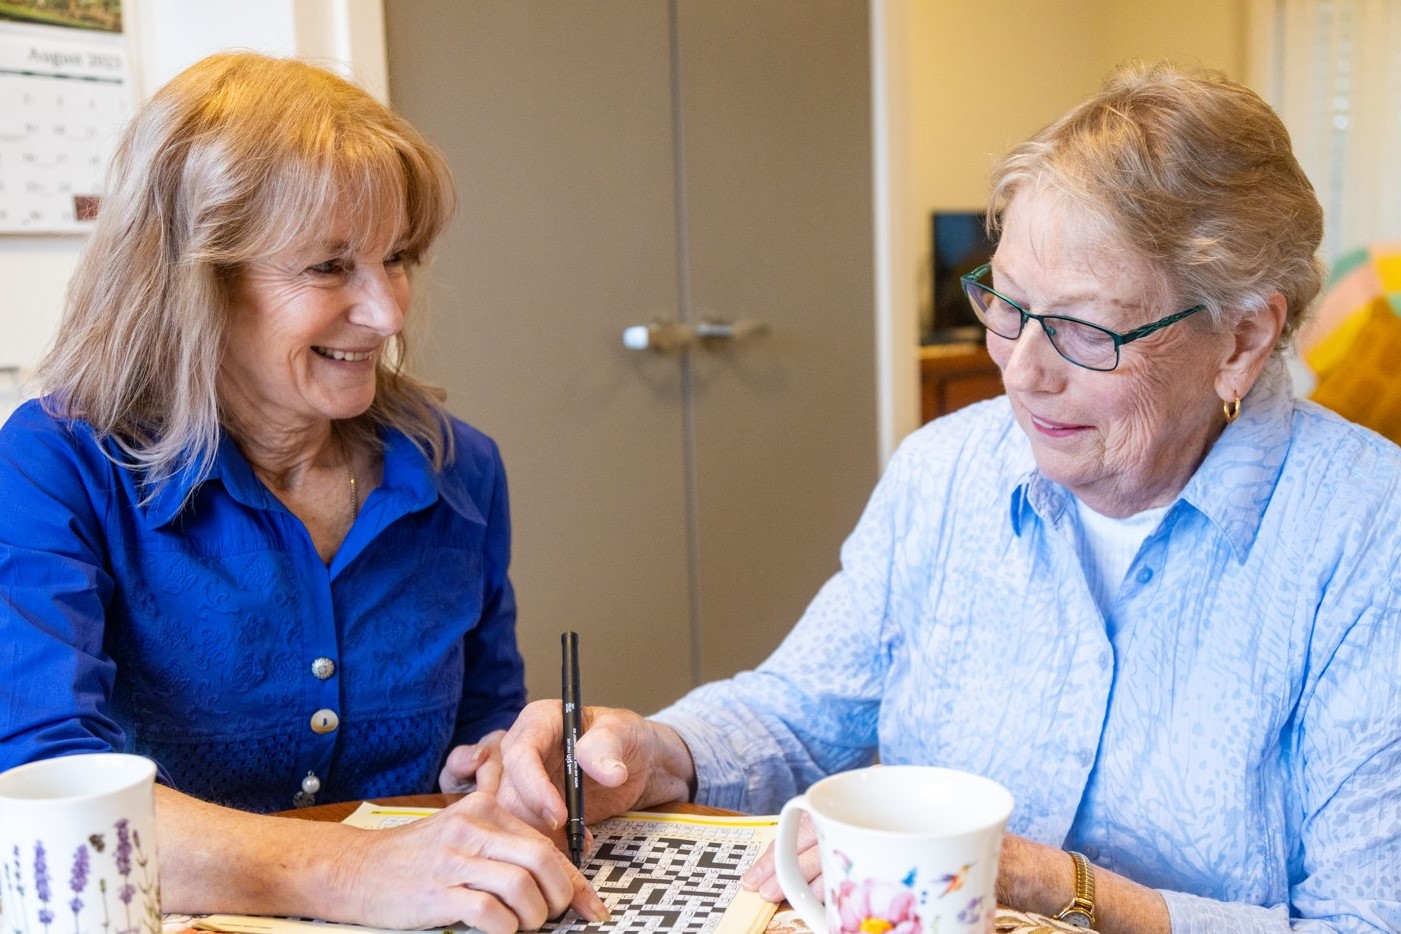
[694,319,771,341]
[622,321,692,353]
[622,319,770,353]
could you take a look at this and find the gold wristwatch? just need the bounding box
[1055,850,1097,929]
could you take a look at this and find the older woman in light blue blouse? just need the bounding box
[484,63,1401,933]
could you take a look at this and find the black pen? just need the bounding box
[561,631,585,868]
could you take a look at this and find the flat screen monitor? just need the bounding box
[926,210,995,345]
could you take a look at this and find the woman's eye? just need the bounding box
[308,258,347,276]
[385,249,410,268]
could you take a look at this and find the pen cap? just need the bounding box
[562,630,580,695]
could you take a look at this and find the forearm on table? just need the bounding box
[154,785,365,920]
[998,835,1170,934]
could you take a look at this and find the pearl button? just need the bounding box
[301,771,322,794]
[310,708,340,734]
[311,657,336,680]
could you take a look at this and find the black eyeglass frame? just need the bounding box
[960,263,1207,372]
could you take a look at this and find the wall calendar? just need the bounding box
[0,1,130,234]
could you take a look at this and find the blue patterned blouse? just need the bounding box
[655,366,1401,933]
[0,400,525,813]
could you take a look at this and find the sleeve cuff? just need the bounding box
[1158,888,1291,934]
[649,707,752,812]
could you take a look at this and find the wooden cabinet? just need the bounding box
[920,343,1003,423]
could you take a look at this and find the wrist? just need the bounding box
[641,721,698,806]
[1054,851,1097,929]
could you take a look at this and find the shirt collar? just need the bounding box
[140,433,260,528]
[141,424,484,528]
[1008,362,1295,560]
[1176,363,1293,560]
[378,427,486,525]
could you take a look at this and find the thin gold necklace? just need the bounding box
[344,443,359,523]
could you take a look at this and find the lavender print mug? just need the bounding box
[0,754,160,934]
[775,766,1014,934]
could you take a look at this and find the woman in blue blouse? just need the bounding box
[490,64,1401,932]
[0,53,606,933]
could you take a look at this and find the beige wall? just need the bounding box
[907,0,1247,334]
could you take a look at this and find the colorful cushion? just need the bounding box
[1309,297,1401,445]
[1301,242,1401,379]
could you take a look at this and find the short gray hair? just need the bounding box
[988,61,1324,351]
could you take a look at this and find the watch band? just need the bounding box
[1054,850,1097,929]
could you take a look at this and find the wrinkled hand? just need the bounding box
[439,729,506,794]
[740,811,822,903]
[339,791,608,934]
[496,699,693,834]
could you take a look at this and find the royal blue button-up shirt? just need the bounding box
[656,366,1401,932]
[0,400,525,812]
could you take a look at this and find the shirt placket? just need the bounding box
[292,528,342,809]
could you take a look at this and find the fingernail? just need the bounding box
[603,758,626,774]
[587,899,611,923]
[739,869,759,890]
[761,880,783,902]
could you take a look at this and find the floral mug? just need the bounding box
[0,754,161,934]
[775,765,1013,934]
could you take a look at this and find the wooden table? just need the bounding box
[283,794,734,824]
[283,795,1091,934]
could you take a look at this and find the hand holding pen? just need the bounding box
[561,631,587,868]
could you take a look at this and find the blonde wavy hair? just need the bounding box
[38,51,457,492]
[988,61,1324,350]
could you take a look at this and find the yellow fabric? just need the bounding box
[1377,253,1401,292]
[1305,306,1374,379]
[1309,297,1401,445]
[1300,242,1401,380]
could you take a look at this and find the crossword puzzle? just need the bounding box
[541,816,769,934]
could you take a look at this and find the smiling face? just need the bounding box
[220,205,411,442]
[988,188,1237,517]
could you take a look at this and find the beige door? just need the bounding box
[385,1,877,713]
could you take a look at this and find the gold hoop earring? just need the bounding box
[1223,397,1241,424]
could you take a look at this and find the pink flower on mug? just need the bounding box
[834,877,921,934]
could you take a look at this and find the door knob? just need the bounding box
[622,319,770,352]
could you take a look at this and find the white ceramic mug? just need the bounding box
[0,754,161,934]
[775,765,1014,934]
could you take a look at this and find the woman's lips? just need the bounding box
[1029,413,1091,438]
[312,345,376,362]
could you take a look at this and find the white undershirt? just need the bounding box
[1072,497,1168,619]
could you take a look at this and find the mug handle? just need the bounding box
[775,795,827,934]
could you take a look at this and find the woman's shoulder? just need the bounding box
[1287,398,1401,492]
[4,396,68,434]
[1278,400,1401,583]
[0,397,105,463]
[0,398,121,516]
[399,413,507,514]
[441,413,503,472]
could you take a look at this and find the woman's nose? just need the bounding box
[998,318,1061,392]
[350,269,407,336]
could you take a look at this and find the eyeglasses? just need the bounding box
[960,263,1206,372]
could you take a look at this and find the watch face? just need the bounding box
[1059,909,1094,929]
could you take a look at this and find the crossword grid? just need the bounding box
[541,817,765,934]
